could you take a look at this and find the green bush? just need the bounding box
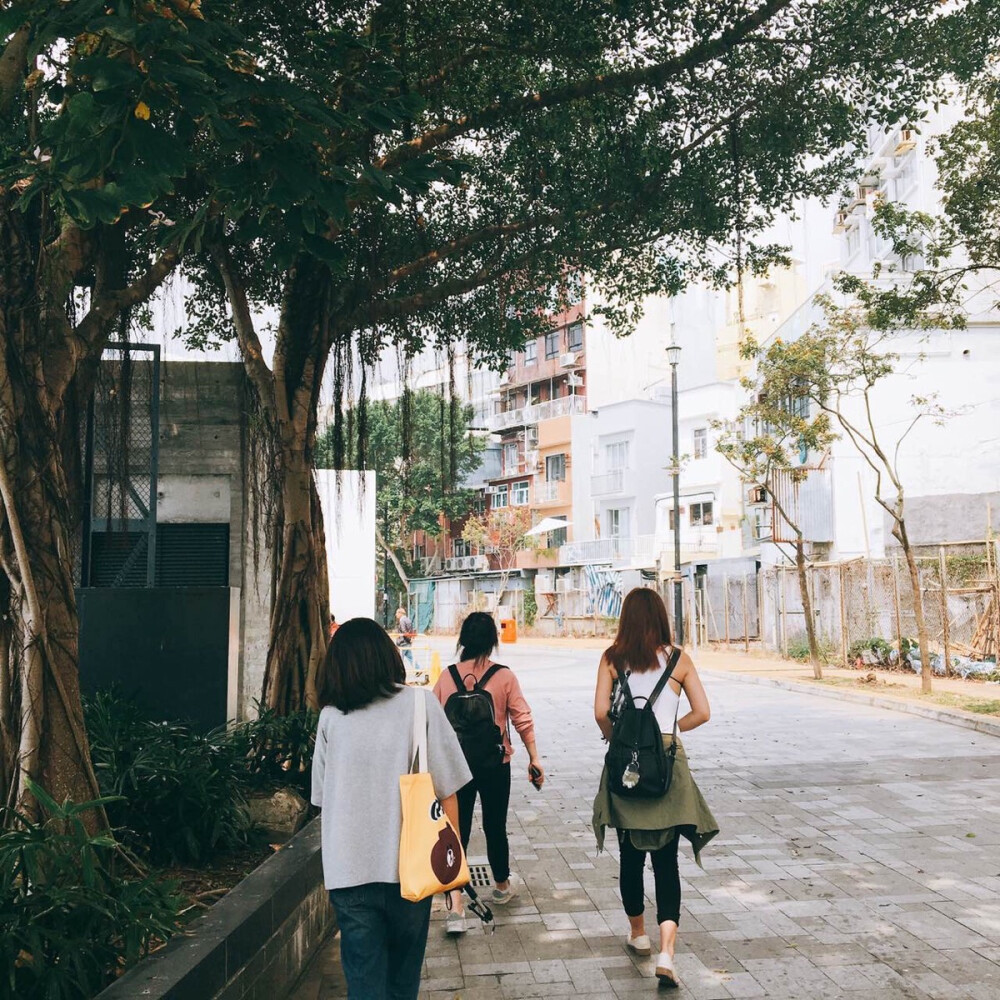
[522,589,537,628]
[786,633,837,663]
[0,780,182,1000]
[229,702,318,798]
[847,637,894,665]
[85,692,252,865]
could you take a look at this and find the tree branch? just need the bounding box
[378,0,791,170]
[209,240,275,410]
[375,523,410,589]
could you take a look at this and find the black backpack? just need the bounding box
[605,647,681,799]
[444,664,508,772]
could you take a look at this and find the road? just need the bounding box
[292,641,1000,999]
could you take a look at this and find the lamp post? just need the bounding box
[666,341,683,644]
[382,496,390,627]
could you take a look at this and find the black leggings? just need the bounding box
[457,763,511,884]
[618,830,681,926]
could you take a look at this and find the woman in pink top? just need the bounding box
[432,612,544,935]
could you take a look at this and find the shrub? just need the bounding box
[847,637,894,666]
[0,780,182,1000]
[523,589,537,628]
[229,703,318,798]
[787,633,837,663]
[85,692,252,865]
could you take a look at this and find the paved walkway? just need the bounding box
[292,642,1000,999]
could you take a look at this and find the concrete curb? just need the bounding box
[701,669,1000,740]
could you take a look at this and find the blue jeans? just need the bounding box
[328,883,431,1000]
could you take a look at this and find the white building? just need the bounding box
[756,110,1000,567]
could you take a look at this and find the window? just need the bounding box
[550,526,567,548]
[545,330,560,359]
[523,339,537,365]
[502,442,520,475]
[693,428,708,460]
[567,322,584,351]
[545,453,566,481]
[493,484,508,508]
[607,508,629,537]
[453,538,468,558]
[605,440,630,471]
[690,501,713,527]
[512,480,530,506]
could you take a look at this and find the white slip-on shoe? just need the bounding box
[655,952,679,988]
[627,933,651,956]
[445,910,467,935]
[490,874,520,905]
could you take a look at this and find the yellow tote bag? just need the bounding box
[399,689,470,902]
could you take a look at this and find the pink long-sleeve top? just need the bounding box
[432,659,536,764]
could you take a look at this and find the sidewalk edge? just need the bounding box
[701,669,1000,739]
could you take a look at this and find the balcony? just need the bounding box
[559,534,658,566]
[591,469,628,496]
[534,479,568,506]
[487,394,585,432]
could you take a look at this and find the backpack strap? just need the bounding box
[476,663,508,690]
[612,664,636,710]
[644,646,682,711]
[447,664,465,691]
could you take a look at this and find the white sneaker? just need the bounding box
[655,952,678,988]
[490,875,520,905]
[627,933,651,956]
[445,910,467,936]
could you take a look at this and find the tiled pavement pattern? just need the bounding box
[292,643,1000,999]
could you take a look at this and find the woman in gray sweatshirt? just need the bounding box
[311,618,471,1000]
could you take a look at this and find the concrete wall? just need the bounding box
[97,819,333,1000]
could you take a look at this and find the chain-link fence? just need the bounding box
[758,541,999,671]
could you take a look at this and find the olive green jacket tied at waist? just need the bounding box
[593,736,719,865]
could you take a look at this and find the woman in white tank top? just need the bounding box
[593,588,718,989]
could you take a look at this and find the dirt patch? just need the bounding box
[158,841,275,916]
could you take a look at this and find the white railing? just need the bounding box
[559,534,658,565]
[591,469,626,496]
[535,480,563,504]
[487,394,585,431]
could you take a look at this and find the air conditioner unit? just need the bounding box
[833,208,850,233]
[560,352,578,368]
[526,426,539,446]
[894,128,916,155]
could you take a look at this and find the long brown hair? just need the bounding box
[318,617,406,713]
[605,587,673,674]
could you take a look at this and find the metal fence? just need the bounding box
[757,541,999,669]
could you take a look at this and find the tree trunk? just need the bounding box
[0,373,103,823]
[897,522,932,693]
[260,450,330,715]
[794,538,822,679]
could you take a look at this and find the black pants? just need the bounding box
[618,829,681,926]
[457,763,511,884]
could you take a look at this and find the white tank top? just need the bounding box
[621,649,682,735]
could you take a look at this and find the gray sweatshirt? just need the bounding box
[311,685,471,890]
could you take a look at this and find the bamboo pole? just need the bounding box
[723,573,731,645]
[742,573,750,654]
[891,553,903,659]
[778,567,787,655]
[939,547,951,673]
[839,561,849,666]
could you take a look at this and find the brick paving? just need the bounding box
[291,642,1000,999]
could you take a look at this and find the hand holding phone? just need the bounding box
[529,764,544,790]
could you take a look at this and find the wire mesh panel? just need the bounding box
[81,344,160,587]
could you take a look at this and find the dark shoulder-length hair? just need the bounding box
[457,612,498,664]
[604,587,673,674]
[318,617,406,713]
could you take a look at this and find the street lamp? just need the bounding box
[666,341,683,644]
